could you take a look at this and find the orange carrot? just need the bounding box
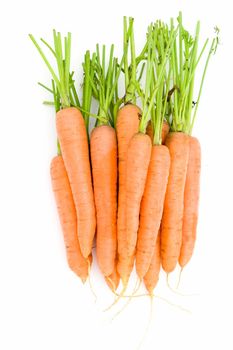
[126,133,152,256]
[161,132,189,272]
[136,145,170,279]
[90,125,117,277]
[144,232,161,294]
[56,107,96,259]
[105,267,120,292]
[179,136,201,267]
[146,120,170,144]
[50,155,89,282]
[116,104,140,285]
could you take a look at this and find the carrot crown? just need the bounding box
[170,12,219,134]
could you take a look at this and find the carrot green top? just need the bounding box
[90,44,122,127]
[29,30,72,109]
[169,12,218,134]
[123,17,136,105]
[150,21,174,145]
[29,31,95,135]
[138,23,178,137]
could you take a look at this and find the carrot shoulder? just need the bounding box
[179,136,201,267]
[161,132,189,272]
[90,125,117,277]
[56,107,96,258]
[50,155,89,282]
[136,145,170,279]
[147,120,170,144]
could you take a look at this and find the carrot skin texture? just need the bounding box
[116,104,140,283]
[136,145,170,279]
[50,156,89,282]
[179,136,201,267]
[161,132,189,272]
[146,120,170,145]
[126,133,152,256]
[90,125,117,276]
[56,107,96,258]
[144,232,161,295]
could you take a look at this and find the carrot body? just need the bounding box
[146,120,170,144]
[179,136,201,267]
[144,232,161,295]
[50,156,89,282]
[126,133,152,256]
[116,104,140,285]
[161,132,189,272]
[136,145,170,279]
[105,267,120,292]
[56,107,96,258]
[90,125,117,276]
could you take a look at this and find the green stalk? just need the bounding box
[178,12,183,95]
[91,43,123,127]
[123,16,130,91]
[139,24,178,134]
[190,38,216,133]
[29,30,71,108]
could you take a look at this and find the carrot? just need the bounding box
[146,120,169,144]
[50,155,89,282]
[56,107,96,258]
[116,18,142,286]
[126,133,152,257]
[179,136,201,267]
[116,104,140,284]
[161,132,189,272]
[144,232,161,295]
[105,267,120,292]
[161,14,217,272]
[90,125,117,276]
[29,32,96,259]
[89,45,122,277]
[136,22,173,279]
[136,146,170,278]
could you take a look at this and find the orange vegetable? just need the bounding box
[116,104,140,286]
[90,125,117,277]
[179,136,201,267]
[126,133,152,256]
[144,232,161,294]
[161,132,189,272]
[56,107,96,259]
[105,267,120,292]
[136,145,170,279]
[50,156,89,282]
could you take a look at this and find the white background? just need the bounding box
[1,0,233,349]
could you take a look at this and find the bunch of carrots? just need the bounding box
[30,13,218,298]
